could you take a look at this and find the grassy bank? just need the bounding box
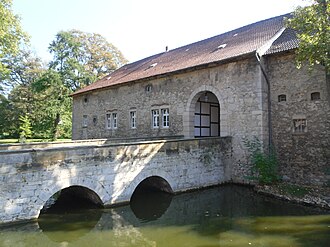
[0,139,71,144]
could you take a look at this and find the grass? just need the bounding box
[0,138,71,144]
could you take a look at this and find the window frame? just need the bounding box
[293,118,307,133]
[106,113,112,129]
[278,94,287,102]
[161,108,170,128]
[112,112,118,129]
[151,109,160,128]
[82,115,88,127]
[130,110,137,129]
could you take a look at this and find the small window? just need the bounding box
[93,116,97,126]
[293,119,307,133]
[83,115,88,127]
[146,84,153,92]
[106,113,111,129]
[278,94,287,102]
[152,109,159,128]
[161,108,169,128]
[311,92,320,101]
[112,113,118,129]
[130,111,137,129]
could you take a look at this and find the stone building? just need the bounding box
[72,14,329,186]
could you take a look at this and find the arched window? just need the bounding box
[194,91,220,137]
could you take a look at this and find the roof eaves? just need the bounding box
[71,51,256,97]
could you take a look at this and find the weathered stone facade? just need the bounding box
[267,52,330,186]
[71,14,329,187]
[72,57,269,182]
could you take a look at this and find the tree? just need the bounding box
[286,0,330,74]
[32,70,72,140]
[49,30,127,91]
[0,0,28,82]
[19,114,32,142]
[0,49,44,93]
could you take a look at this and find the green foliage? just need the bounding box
[286,0,330,73]
[32,70,72,140]
[49,30,127,91]
[0,0,29,78]
[243,137,279,185]
[19,114,32,142]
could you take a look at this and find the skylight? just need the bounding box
[217,44,227,49]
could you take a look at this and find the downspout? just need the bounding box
[255,27,286,151]
[255,52,273,151]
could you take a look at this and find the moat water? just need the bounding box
[0,185,329,247]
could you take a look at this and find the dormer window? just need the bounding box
[278,94,287,102]
[311,92,320,101]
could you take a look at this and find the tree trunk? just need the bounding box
[52,113,60,141]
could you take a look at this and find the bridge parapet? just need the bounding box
[0,137,232,224]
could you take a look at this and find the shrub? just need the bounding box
[243,137,279,184]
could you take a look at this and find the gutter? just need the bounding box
[255,27,286,151]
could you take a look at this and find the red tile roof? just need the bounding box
[73,13,297,96]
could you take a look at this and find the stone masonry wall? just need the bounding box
[72,57,270,182]
[267,52,330,186]
[0,137,232,224]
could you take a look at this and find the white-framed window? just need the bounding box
[130,111,137,129]
[112,112,118,129]
[106,113,112,129]
[161,108,169,128]
[152,109,159,128]
[106,112,118,129]
[83,115,88,127]
[293,118,307,133]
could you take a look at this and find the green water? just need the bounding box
[1,185,329,247]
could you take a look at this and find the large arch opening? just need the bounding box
[40,185,103,213]
[38,186,103,242]
[194,91,220,137]
[130,176,174,221]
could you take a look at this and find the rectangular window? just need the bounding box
[130,111,136,129]
[112,112,118,129]
[106,113,111,129]
[293,119,307,133]
[152,109,159,128]
[161,108,169,128]
[83,115,88,127]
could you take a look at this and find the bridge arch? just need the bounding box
[34,178,107,218]
[130,176,174,221]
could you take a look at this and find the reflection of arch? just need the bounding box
[184,85,226,138]
[130,176,173,221]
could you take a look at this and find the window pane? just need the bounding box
[201,102,210,114]
[201,128,210,136]
[211,106,219,122]
[201,115,210,126]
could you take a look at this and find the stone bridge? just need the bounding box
[0,137,232,224]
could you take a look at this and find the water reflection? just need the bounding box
[0,185,329,247]
[130,191,173,222]
[38,209,102,243]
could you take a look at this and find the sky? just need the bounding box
[12,0,311,63]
